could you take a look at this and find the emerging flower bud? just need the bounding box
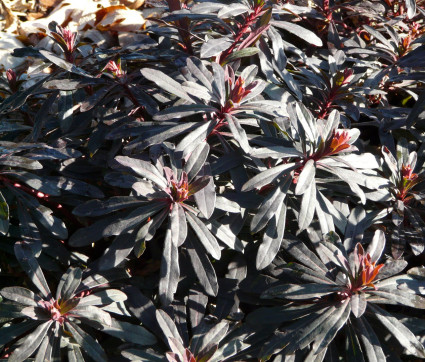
[401,164,417,181]
[351,243,384,291]
[6,69,18,93]
[100,59,126,80]
[327,129,351,155]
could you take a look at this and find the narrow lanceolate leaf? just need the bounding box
[262,283,343,300]
[101,202,166,237]
[350,292,367,318]
[225,114,250,153]
[72,197,146,217]
[78,289,127,306]
[353,317,386,362]
[159,227,180,306]
[9,321,53,362]
[0,320,40,346]
[99,318,157,346]
[170,204,187,247]
[367,289,425,309]
[31,205,68,240]
[14,241,51,299]
[153,104,217,121]
[67,344,85,362]
[367,229,385,263]
[191,321,229,356]
[186,212,221,260]
[343,206,367,251]
[156,309,184,346]
[186,233,218,296]
[184,142,209,182]
[34,327,54,362]
[115,156,167,188]
[368,304,425,358]
[242,162,297,191]
[200,37,233,58]
[298,179,317,231]
[193,165,216,219]
[295,159,315,195]
[405,0,416,18]
[251,175,292,233]
[260,305,336,359]
[206,220,244,252]
[311,299,351,355]
[271,20,323,46]
[256,201,287,270]
[0,156,42,170]
[72,305,112,326]
[66,321,107,362]
[281,236,329,274]
[56,267,82,300]
[0,286,40,306]
[140,68,194,103]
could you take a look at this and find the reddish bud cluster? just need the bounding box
[100,60,126,80]
[401,164,418,181]
[165,170,190,204]
[328,130,351,155]
[50,24,77,62]
[350,244,384,292]
[228,77,253,105]
[6,69,18,93]
[38,299,66,324]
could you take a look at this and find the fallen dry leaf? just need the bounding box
[96,6,145,32]
[0,0,18,31]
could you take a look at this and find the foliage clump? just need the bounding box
[1,0,425,360]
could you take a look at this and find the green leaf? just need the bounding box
[223,47,260,63]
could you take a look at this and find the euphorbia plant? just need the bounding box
[70,145,242,305]
[247,229,425,360]
[0,242,155,362]
[380,138,425,257]
[48,21,78,63]
[241,105,388,269]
